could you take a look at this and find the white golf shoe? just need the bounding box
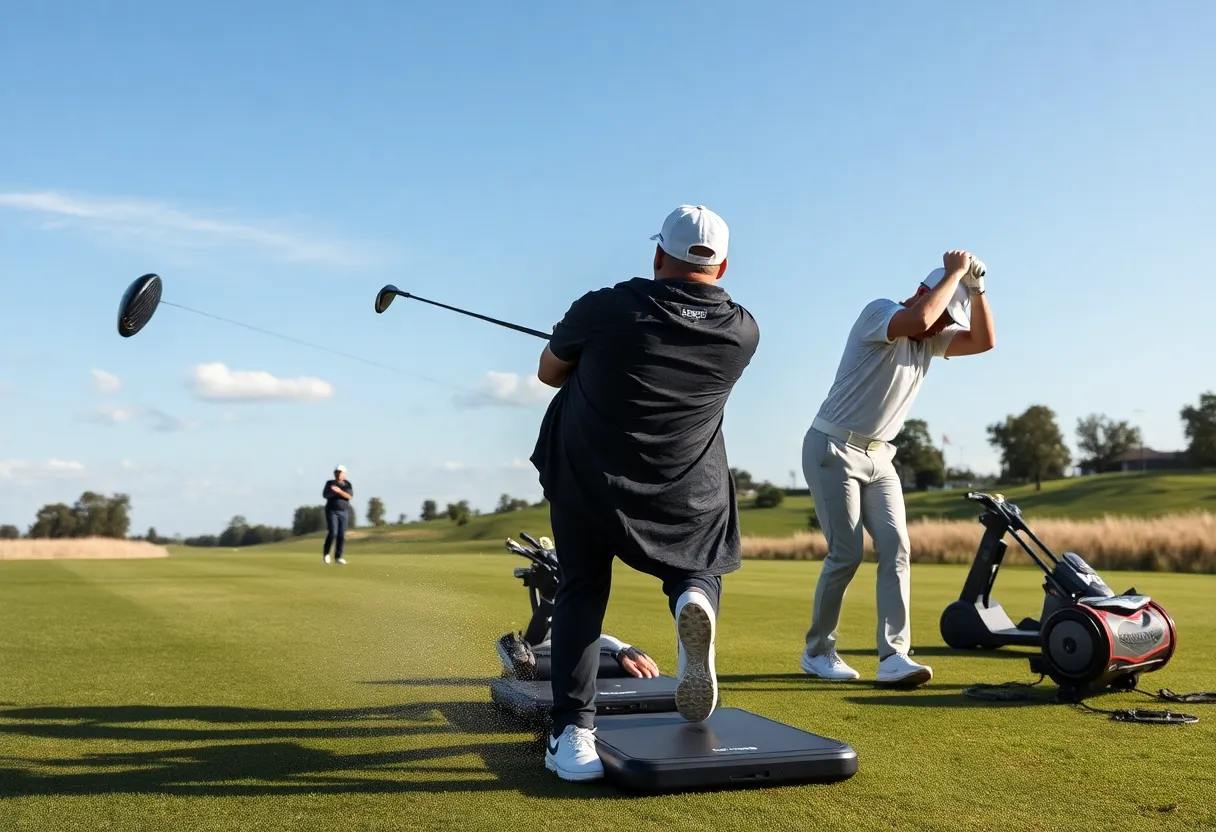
[323,554,331,564]
[800,650,861,680]
[875,652,933,687]
[674,589,718,722]
[545,725,604,782]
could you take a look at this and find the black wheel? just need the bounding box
[940,601,981,649]
[1041,607,1108,687]
[1111,672,1140,692]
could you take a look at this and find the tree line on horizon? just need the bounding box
[885,391,1216,493]
[5,392,1213,545]
[167,492,543,547]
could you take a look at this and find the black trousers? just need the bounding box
[547,504,722,734]
[323,510,348,558]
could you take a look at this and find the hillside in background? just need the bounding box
[230,470,1216,557]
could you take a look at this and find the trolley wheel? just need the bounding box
[940,601,981,649]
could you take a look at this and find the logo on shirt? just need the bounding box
[680,306,708,320]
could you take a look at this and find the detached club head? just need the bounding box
[117,273,163,337]
[375,284,407,314]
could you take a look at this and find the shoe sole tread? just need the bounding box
[675,601,717,722]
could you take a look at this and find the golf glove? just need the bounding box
[963,258,986,296]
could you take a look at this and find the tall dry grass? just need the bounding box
[0,538,170,561]
[742,513,1216,573]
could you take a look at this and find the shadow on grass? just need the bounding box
[836,646,1039,662]
[0,698,628,800]
[717,673,873,688]
[842,681,1058,710]
[357,677,499,688]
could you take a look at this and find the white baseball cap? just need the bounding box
[921,268,971,329]
[650,204,729,266]
[334,464,346,472]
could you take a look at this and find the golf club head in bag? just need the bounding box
[117,274,164,337]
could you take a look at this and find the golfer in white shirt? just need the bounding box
[799,250,995,687]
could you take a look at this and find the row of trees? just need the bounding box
[9,393,1212,544]
[729,468,786,508]
[887,390,1216,492]
[182,492,524,546]
[4,492,134,540]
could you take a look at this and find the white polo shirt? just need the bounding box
[813,299,958,443]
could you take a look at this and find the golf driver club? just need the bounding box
[374,284,550,340]
[113,273,525,406]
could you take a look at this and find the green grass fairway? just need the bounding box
[2,548,1214,831]
[288,470,1216,555]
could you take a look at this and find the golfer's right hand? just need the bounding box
[619,649,660,679]
[943,250,972,275]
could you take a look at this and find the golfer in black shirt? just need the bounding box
[530,204,759,782]
[322,465,352,565]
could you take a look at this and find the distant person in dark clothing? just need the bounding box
[530,204,760,782]
[322,465,352,565]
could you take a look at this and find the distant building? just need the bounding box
[1079,447,1192,475]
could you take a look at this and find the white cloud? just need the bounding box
[504,458,532,470]
[0,459,86,479]
[453,371,555,409]
[441,461,467,471]
[0,190,379,265]
[190,362,334,403]
[91,369,121,393]
[47,459,85,472]
[81,404,193,432]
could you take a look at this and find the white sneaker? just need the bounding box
[336,558,347,565]
[876,652,933,687]
[800,650,861,680]
[544,725,603,781]
[323,554,331,564]
[674,590,718,722]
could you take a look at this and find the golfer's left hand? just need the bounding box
[619,648,660,678]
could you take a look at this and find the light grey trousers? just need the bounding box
[801,426,912,660]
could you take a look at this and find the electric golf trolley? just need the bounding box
[490,532,858,793]
[941,492,1177,698]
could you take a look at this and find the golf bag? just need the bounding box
[496,532,653,680]
[941,492,1176,698]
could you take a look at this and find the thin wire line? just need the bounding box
[158,300,528,408]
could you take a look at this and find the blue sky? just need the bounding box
[2,2,1213,537]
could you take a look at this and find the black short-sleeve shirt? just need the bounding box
[530,276,759,577]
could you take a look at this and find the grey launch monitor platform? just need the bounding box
[593,708,858,794]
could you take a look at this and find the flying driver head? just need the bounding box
[117,274,163,338]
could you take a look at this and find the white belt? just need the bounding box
[812,417,886,452]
